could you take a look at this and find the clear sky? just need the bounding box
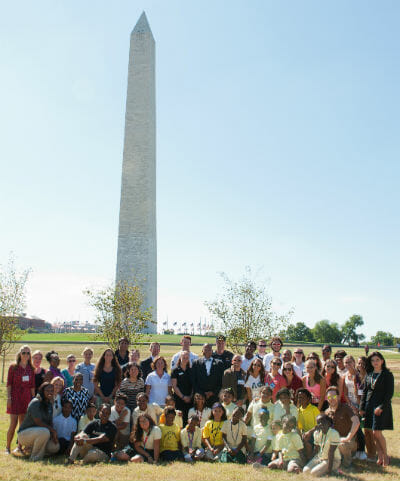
[1,1,399,339]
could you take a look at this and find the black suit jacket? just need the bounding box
[191,357,224,396]
[140,356,154,381]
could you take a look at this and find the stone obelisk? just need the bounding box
[116,12,157,333]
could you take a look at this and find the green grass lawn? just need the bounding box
[18,333,217,344]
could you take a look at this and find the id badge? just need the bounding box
[237,379,245,385]
[22,375,29,382]
[358,389,363,395]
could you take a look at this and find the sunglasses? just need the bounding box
[295,352,303,354]
[258,344,267,348]
[21,351,30,355]
[327,394,338,400]
[283,368,293,371]
[326,365,335,369]
[68,359,76,363]
[272,362,282,366]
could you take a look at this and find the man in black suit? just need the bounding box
[191,343,224,407]
[140,342,160,381]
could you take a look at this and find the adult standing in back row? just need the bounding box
[140,342,161,381]
[170,335,198,370]
[191,344,224,407]
[263,337,283,373]
[212,335,234,370]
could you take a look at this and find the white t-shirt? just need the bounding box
[170,351,198,370]
[241,355,257,373]
[139,426,162,450]
[53,413,77,440]
[110,405,131,435]
[245,375,264,399]
[292,362,305,378]
[187,407,212,429]
[263,353,282,372]
[252,423,273,453]
[272,401,298,422]
[221,419,248,452]
[132,403,163,425]
[145,371,171,406]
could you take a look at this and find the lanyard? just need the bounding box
[230,422,240,444]
[187,431,194,449]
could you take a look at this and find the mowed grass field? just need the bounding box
[0,342,399,481]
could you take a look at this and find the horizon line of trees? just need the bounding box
[279,316,398,346]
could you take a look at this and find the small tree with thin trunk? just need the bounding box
[84,279,155,350]
[0,255,31,381]
[205,267,293,353]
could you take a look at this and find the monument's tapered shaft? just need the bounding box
[116,12,157,333]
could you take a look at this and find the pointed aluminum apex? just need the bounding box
[132,11,153,37]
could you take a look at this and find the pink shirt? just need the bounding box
[305,376,321,404]
[265,372,286,402]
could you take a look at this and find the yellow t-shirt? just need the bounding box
[247,399,274,426]
[159,424,181,452]
[159,412,183,429]
[272,401,298,422]
[276,431,303,460]
[298,404,320,433]
[202,420,224,447]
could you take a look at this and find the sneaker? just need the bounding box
[357,451,367,460]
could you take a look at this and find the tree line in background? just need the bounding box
[0,258,398,360]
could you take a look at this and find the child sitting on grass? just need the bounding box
[180,415,205,463]
[220,407,247,464]
[159,395,183,428]
[272,388,298,422]
[110,393,131,449]
[78,403,97,432]
[303,414,341,477]
[132,393,163,426]
[268,415,305,473]
[248,408,273,466]
[220,388,237,420]
[244,386,274,434]
[159,407,184,462]
[202,402,227,461]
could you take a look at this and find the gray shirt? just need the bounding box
[75,362,95,397]
[18,396,53,433]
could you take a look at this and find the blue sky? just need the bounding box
[1,1,399,339]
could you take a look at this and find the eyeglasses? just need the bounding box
[68,359,76,363]
[294,352,303,355]
[21,352,30,355]
[271,342,281,346]
[322,349,330,353]
[258,344,267,348]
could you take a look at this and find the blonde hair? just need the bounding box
[13,345,33,370]
[51,375,65,392]
[82,346,94,355]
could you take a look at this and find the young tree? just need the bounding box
[0,255,31,381]
[312,320,342,344]
[84,279,155,350]
[205,268,293,353]
[341,314,365,346]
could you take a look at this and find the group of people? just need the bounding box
[5,335,394,476]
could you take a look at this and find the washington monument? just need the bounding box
[116,12,157,333]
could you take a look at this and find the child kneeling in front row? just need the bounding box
[181,415,205,462]
[248,408,273,466]
[220,407,247,464]
[303,414,341,477]
[268,415,305,473]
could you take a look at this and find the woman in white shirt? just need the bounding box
[145,356,172,407]
[291,349,305,378]
[51,376,64,418]
[245,358,266,403]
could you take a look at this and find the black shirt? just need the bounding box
[212,350,234,370]
[171,366,193,396]
[115,350,129,366]
[84,419,117,456]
